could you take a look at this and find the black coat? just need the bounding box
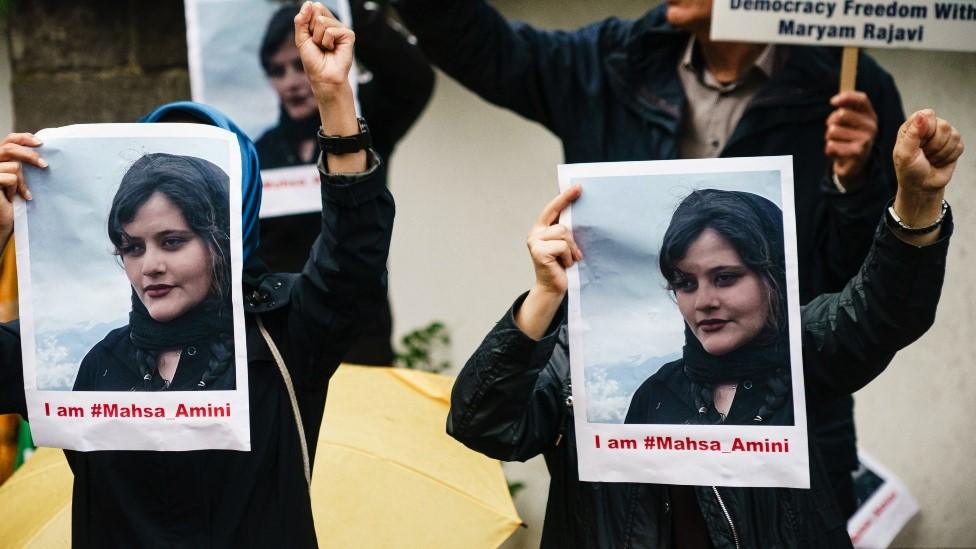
[394,0,906,501]
[447,216,951,549]
[1,154,394,548]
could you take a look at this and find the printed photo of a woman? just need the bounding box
[626,189,793,426]
[72,153,235,391]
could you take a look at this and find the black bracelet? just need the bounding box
[886,199,949,235]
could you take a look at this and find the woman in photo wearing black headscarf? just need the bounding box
[73,153,236,392]
[625,189,792,426]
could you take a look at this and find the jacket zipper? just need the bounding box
[711,486,741,549]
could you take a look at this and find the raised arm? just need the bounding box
[803,109,962,401]
[392,0,626,137]
[448,185,582,460]
[266,3,394,386]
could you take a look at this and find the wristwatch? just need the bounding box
[885,198,949,235]
[317,117,372,155]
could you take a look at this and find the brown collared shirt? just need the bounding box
[677,38,780,159]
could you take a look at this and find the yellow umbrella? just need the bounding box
[0,446,72,548]
[0,366,521,548]
[312,365,522,548]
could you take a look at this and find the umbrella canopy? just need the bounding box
[0,366,520,548]
[312,365,522,548]
[0,446,72,547]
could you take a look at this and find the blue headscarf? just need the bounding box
[140,101,262,260]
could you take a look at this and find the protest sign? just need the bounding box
[185,0,356,218]
[711,0,976,51]
[848,451,920,548]
[14,124,250,451]
[559,157,809,487]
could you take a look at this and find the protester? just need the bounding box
[0,3,391,546]
[447,109,962,548]
[259,1,435,365]
[392,0,905,514]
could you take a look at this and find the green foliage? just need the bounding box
[394,321,451,373]
[0,0,14,18]
[507,480,526,498]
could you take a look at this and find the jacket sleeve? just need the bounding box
[447,294,568,462]
[277,150,395,389]
[354,3,435,159]
[814,57,906,293]
[392,0,626,138]
[0,321,26,418]
[801,212,951,403]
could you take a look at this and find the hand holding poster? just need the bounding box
[558,157,810,488]
[14,124,250,451]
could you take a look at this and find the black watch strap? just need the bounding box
[317,117,372,155]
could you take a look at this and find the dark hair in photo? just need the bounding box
[107,153,231,300]
[658,189,787,340]
[259,4,301,74]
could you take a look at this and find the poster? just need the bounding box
[559,156,809,487]
[848,451,920,548]
[185,0,357,218]
[14,124,250,451]
[711,0,976,51]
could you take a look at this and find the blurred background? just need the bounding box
[0,1,973,547]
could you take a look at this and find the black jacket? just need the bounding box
[394,0,905,508]
[448,216,951,549]
[1,154,394,548]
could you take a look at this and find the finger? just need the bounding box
[535,224,583,260]
[16,167,31,201]
[309,1,337,19]
[2,132,42,148]
[825,141,869,160]
[826,108,877,132]
[922,118,953,158]
[825,124,870,143]
[311,17,331,49]
[830,91,877,119]
[0,142,47,168]
[325,26,356,50]
[894,109,935,161]
[534,184,582,229]
[928,129,962,167]
[0,172,16,200]
[293,2,314,47]
[534,240,575,269]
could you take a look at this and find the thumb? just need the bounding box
[293,2,313,46]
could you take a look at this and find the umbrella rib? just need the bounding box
[320,440,522,524]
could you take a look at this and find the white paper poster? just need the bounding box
[15,124,250,451]
[848,451,920,548]
[711,0,976,52]
[559,157,809,487]
[185,0,357,218]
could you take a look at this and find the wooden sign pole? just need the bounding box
[840,46,859,92]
